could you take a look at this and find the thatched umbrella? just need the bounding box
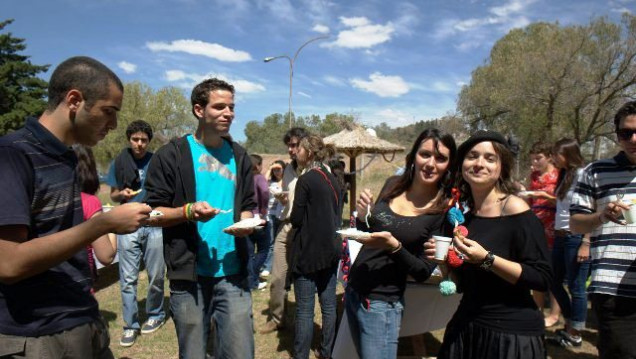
[324,127,405,216]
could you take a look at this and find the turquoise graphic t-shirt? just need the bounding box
[187,135,240,277]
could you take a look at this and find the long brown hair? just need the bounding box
[553,138,585,200]
[379,128,456,213]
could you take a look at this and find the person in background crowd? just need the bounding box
[289,135,342,359]
[348,128,456,359]
[425,130,552,359]
[261,159,286,278]
[525,141,560,327]
[106,120,166,347]
[247,154,270,291]
[73,144,117,290]
[259,127,310,335]
[570,101,636,359]
[546,138,590,348]
[0,56,151,359]
[144,78,257,359]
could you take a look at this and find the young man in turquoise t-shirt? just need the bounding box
[144,78,257,359]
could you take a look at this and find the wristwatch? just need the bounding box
[480,251,495,271]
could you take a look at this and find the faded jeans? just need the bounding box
[169,274,254,359]
[117,226,165,330]
[293,266,338,359]
[263,215,283,272]
[345,286,404,359]
[551,233,591,331]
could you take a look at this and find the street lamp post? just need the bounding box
[264,35,329,128]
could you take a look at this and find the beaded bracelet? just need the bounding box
[187,203,195,221]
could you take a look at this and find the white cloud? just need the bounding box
[433,0,536,42]
[163,70,265,94]
[349,72,410,98]
[324,16,395,49]
[323,75,346,87]
[297,91,312,98]
[165,70,187,81]
[611,7,632,13]
[376,109,413,125]
[146,39,252,62]
[341,16,370,27]
[117,61,137,74]
[490,0,535,17]
[312,24,330,34]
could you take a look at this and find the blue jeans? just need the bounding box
[345,286,404,359]
[551,233,591,331]
[247,225,271,289]
[117,226,165,330]
[169,274,254,359]
[293,266,338,359]
[263,215,282,272]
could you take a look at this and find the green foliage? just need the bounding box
[0,19,49,135]
[243,112,356,153]
[92,81,193,167]
[458,14,636,158]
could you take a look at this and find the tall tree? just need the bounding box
[458,14,636,157]
[93,81,193,167]
[0,19,49,135]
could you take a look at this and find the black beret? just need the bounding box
[457,130,510,161]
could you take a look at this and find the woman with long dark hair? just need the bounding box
[289,135,342,359]
[346,128,456,359]
[548,138,590,347]
[425,130,552,359]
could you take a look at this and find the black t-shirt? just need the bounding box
[448,210,552,336]
[0,118,98,336]
[347,199,443,302]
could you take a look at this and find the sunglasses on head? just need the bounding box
[617,128,636,141]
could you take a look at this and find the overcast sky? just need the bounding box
[4,0,633,140]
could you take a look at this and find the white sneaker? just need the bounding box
[260,270,270,278]
[257,281,268,290]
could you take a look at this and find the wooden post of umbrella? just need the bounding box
[348,150,360,217]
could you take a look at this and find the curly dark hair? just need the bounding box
[48,56,123,111]
[284,127,310,145]
[125,120,153,141]
[190,78,235,118]
[614,101,636,131]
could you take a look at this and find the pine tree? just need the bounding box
[0,19,49,135]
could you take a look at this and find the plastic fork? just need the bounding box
[365,204,371,228]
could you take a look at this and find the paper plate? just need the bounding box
[224,218,263,231]
[336,228,372,240]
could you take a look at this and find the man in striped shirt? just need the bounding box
[0,56,152,358]
[570,101,636,359]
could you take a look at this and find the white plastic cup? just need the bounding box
[622,204,636,224]
[433,235,453,260]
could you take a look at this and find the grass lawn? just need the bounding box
[94,264,599,359]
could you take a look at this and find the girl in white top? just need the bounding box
[548,138,590,347]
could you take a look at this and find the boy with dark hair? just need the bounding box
[106,119,166,347]
[259,127,310,334]
[0,56,151,358]
[144,78,257,359]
